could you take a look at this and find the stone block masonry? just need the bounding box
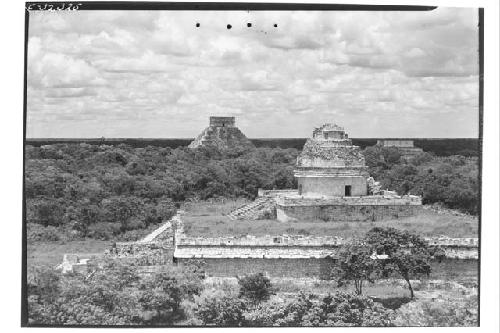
[174,233,478,278]
[275,195,422,222]
[174,234,478,260]
[177,257,477,279]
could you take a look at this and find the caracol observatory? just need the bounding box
[275,123,422,222]
[295,124,369,197]
[229,123,422,223]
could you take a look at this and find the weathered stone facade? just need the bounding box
[177,257,477,279]
[174,231,478,278]
[188,116,254,150]
[295,124,368,197]
[275,194,422,222]
[174,233,478,260]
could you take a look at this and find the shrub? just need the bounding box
[394,296,478,326]
[27,223,61,242]
[28,259,202,325]
[245,292,394,327]
[238,273,275,304]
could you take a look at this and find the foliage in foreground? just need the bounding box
[28,258,476,327]
[394,295,478,327]
[195,290,394,327]
[27,259,204,325]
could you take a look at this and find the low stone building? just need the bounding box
[376,139,424,160]
[188,116,254,150]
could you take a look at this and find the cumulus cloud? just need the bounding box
[27,8,479,138]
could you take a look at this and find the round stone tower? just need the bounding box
[294,124,369,197]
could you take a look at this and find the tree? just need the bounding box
[331,241,379,295]
[365,227,432,299]
[238,273,275,304]
[136,274,184,324]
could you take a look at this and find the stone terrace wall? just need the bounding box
[277,204,421,222]
[174,234,478,260]
[275,195,422,222]
[276,195,422,206]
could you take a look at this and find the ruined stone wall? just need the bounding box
[276,203,421,222]
[174,234,478,260]
[180,258,332,278]
[298,176,367,197]
[109,241,174,265]
[174,233,478,278]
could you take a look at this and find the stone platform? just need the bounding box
[274,193,422,222]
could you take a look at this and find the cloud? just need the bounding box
[26,8,480,138]
[28,51,106,88]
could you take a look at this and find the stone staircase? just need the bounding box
[227,197,276,220]
[137,211,183,243]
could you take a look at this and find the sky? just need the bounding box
[27,8,480,138]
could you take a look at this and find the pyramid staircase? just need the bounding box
[227,196,277,220]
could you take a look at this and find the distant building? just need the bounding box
[188,116,254,150]
[377,139,415,148]
[376,139,424,160]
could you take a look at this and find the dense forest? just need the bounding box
[26,138,479,157]
[24,142,479,242]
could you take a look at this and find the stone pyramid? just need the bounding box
[188,116,255,150]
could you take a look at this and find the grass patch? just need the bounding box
[27,239,112,269]
[181,200,478,238]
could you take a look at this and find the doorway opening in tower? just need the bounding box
[345,185,352,197]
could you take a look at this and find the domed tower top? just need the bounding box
[312,123,349,141]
